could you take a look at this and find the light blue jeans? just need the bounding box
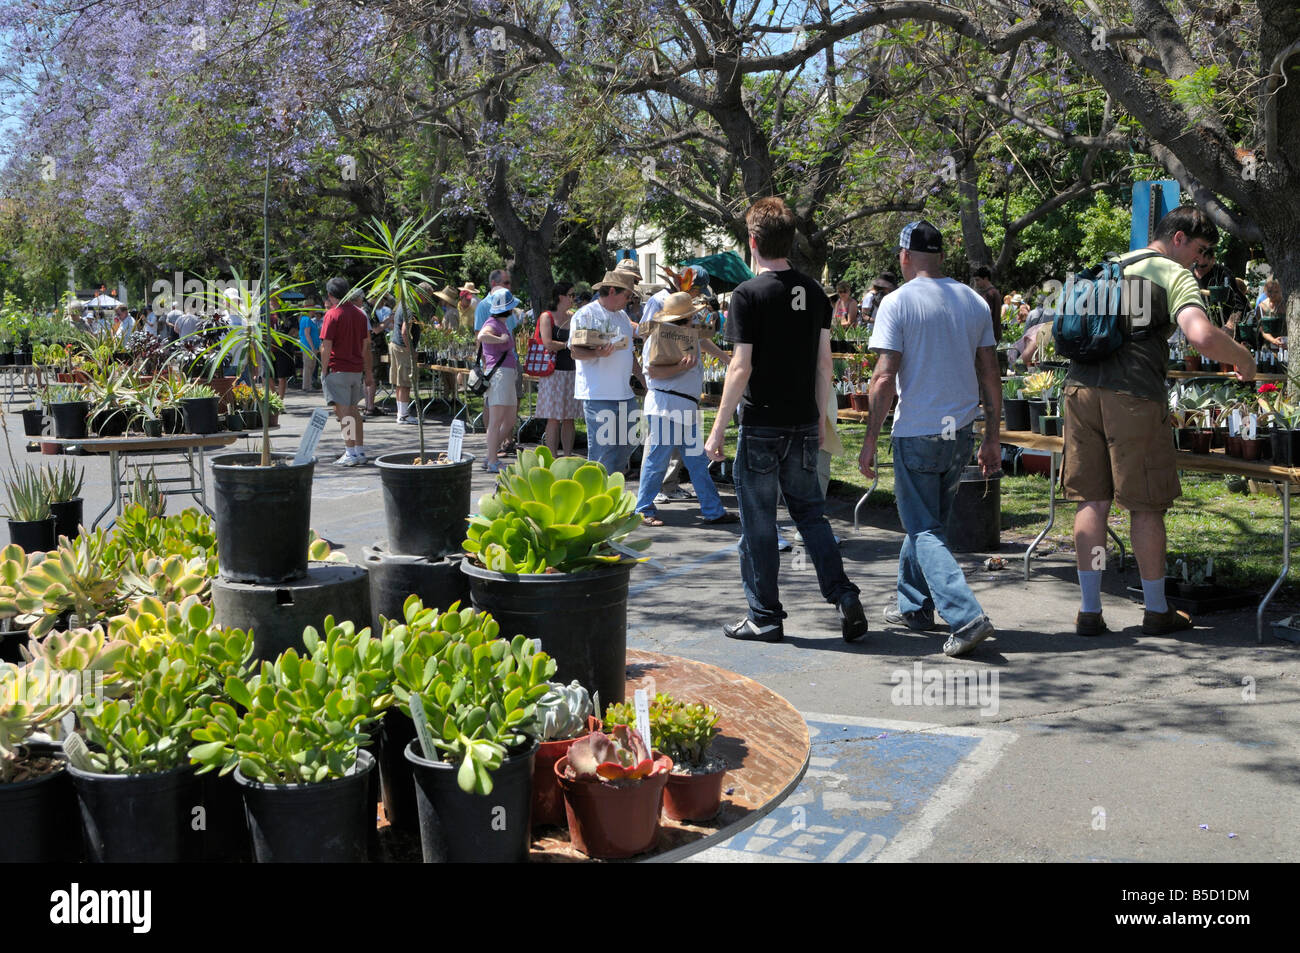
[583,398,640,475]
[891,425,985,632]
[635,412,725,519]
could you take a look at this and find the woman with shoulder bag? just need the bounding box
[535,281,581,457]
[476,288,522,473]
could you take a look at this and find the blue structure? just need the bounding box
[1130,180,1181,250]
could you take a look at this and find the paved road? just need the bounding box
[13,386,1299,863]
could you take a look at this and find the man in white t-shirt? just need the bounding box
[571,268,646,475]
[859,220,1002,658]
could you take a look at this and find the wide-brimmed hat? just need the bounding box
[458,282,479,295]
[654,291,705,324]
[614,258,643,282]
[596,270,637,293]
[433,285,458,307]
[486,287,522,315]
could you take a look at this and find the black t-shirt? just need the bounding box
[726,268,831,427]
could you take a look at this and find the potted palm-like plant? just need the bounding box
[398,615,555,863]
[555,724,672,858]
[342,217,469,559]
[4,465,55,552]
[189,618,397,862]
[461,446,649,707]
[605,693,727,822]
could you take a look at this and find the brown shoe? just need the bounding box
[1142,607,1193,636]
[1076,611,1108,636]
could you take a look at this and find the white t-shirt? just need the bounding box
[641,330,702,417]
[572,302,635,401]
[869,276,994,438]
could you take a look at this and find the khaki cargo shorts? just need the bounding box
[388,342,413,388]
[1060,383,1180,512]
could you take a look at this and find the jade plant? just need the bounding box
[1,659,75,782]
[562,724,670,783]
[189,618,397,784]
[604,693,721,770]
[536,680,594,742]
[463,446,649,574]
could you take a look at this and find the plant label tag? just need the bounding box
[532,638,542,653]
[449,419,465,462]
[294,408,331,465]
[607,540,666,571]
[408,693,438,760]
[1230,409,1242,436]
[1247,413,1257,440]
[62,732,95,771]
[634,689,652,749]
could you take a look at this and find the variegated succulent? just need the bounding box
[563,724,671,783]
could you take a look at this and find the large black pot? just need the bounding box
[182,396,220,434]
[462,561,632,707]
[1027,399,1048,435]
[235,749,375,863]
[161,406,184,434]
[375,452,475,559]
[377,708,419,834]
[949,466,1002,553]
[51,401,89,440]
[21,408,44,437]
[8,516,56,553]
[200,769,251,863]
[90,407,129,437]
[1004,398,1031,433]
[405,739,536,863]
[1272,429,1300,466]
[0,751,82,862]
[67,762,202,862]
[363,546,470,635]
[211,453,315,584]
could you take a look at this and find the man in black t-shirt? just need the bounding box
[705,197,867,644]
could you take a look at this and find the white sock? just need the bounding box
[357,445,368,457]
[1141,577,1169,614]
[397,402,409,417]
[1078,570,1103,613]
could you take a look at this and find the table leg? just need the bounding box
[1257,480,1291,643]
[1024,449,1059,581]
[89,450,121,530]
[195,446,213,516]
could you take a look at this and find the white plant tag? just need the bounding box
[634,689,652,750]
[294,408,331,465]
[448,419,465,463]
[1247,413,1257,440]
[62,733,95,771]
[608,540,666,571]
[1230,409,1241,436]
[408,693,438,760]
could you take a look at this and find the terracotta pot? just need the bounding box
[532,736,583,829]
[1225,434,1243,458]
[1242,437,1265,461]
[848,393,869,412]
[40,441,62,456]
[663,767,727,823]
[555,753,672,859]
[1184,357,1198,371]
[1188,431,1214,454]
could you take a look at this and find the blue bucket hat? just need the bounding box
[487,287,521,315]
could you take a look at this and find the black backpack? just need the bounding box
[1052,251,1160,362]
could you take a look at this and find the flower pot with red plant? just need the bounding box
[530,680,597,829]
[555,725,672,859]
[604,693,728,823]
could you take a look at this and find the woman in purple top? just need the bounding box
[476,288,521,472]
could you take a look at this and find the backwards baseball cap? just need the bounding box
[898,220,943,254]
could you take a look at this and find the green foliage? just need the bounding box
[40,461,84,505]
[0,659,74,782]
[603,693,720,768]
[127,469,167,519]
[1075,193,1133,265]
[189,618,398,784]
[458,234,502,285]
[463,445,648,574]
[3,465,52,523]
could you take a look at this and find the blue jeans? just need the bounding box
[733,424,857,625]
[584,398,640,475]
[635,412,725,519]
[891,425,985,631]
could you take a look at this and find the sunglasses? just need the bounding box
[598,287,626,297]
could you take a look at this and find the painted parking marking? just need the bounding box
[692,712,1015,863]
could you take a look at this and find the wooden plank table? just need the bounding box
[997,427,1300,641]
[1166,370,1286,381]
[44,431,258,529]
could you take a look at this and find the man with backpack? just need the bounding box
[1059,206,1254,637]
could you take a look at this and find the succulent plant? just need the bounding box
[3,464,52,523]
[3,531,124,636]
[536,680,594,742]
[1,659,76,783]
[40,460,84,504]
[563,725,670,783]
[463,445,649,574]
[604,693,721,768]
[77,658,211,774]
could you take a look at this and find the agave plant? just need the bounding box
[463,446,649,574]
[3,465,51,523]
[562,724,670,783]
[40,460,84,504]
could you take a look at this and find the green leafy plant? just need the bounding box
[1,659,76,783]
[562,724,669,782]
[463,446,649,574]
[127,468,167,518]
[1001,377,1024,401]
[185,383,218,400]
[603,693,721,769]
[41,461,84,504]
[189,618,397,784]
[3,465,52,523]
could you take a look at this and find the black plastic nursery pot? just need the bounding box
[405,739,536,863]
[211,453,315,584]
[363,545,470,635]
[375,452,476,559]
[1003,398,1031,433]
[0,754,82,863]
[235,749,375,863]
[21,407,44,437]
[51,400,89,439]
[90,407,129,437]
[182,396,220,435]
[200,768,251,863]
[161,406,184,434]
[378,707,419,834]
[1027,399,1048,434]
[66,762,203,862]
[8,516,56,553]
[462,561,632,708]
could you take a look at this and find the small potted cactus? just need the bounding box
[605,693,727,822]
[555,724,672,858]
[531,679,596,829]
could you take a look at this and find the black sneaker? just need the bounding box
[722,617,784,643]
[837,595,869,643]
[882,603,937,632]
